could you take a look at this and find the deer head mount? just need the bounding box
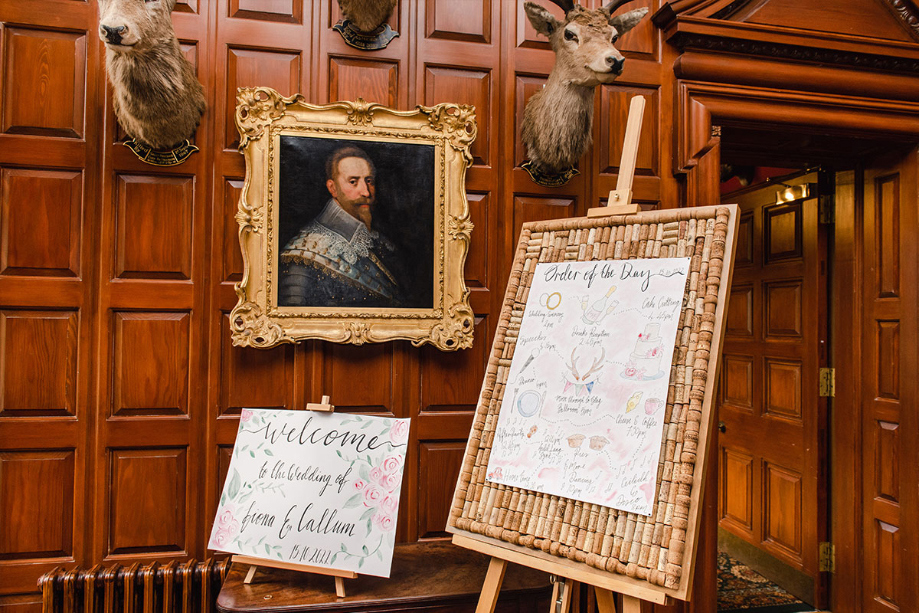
[98,0,206,152]
[338,0,397,33]
[522,0,648,175]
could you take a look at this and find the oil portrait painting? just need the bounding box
[230,90,476,351]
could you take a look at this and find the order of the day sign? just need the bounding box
[208,409,410,578]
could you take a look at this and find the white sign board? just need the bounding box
[208,409,410,578]
[485,258,690,516]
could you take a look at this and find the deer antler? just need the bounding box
[567,348,581,380]
[580,349,606,381]
[543,0,576,13]
[603,0,638,13]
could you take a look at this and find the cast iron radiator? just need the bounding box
[39,559,231,613]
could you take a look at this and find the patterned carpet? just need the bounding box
[717,552,814,612]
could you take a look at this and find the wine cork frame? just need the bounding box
[447,205,739,603]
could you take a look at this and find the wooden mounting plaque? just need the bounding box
[447,205,739,603]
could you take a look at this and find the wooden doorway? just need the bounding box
[708,123,919,612]
[718,168,830,608]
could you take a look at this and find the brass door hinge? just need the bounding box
[819,368,835,397]
[819,542,835,573]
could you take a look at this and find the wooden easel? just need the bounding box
[233,396,357,598]
[457,95,668,613]
[587,95,646,219]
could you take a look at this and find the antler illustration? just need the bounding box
[567,348,581,381]
[580,348,606,381]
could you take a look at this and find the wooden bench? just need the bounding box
[217,540,551,613]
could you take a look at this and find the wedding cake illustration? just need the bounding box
[622,323,666,380]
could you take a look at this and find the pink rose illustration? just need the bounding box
[381,494,399,515]
[352,479,367,492]
[372,511,396,532]
[381,455,401,475]
[212,528,232,547]
[362,485,384,507]
[240,409,253,422]
[381,472,401,492]
[390,420,409,444]
[218,509,235,526]
[369,466,385,485]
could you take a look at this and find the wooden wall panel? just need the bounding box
[0,1,99,609]
[115,175,194,280]
[0,168,82,277]
[425,0,490,43]
[112,312,191,416]
[225,48,302,147]
[325,344,394,412]
[464,192,489,288]
[222,179,245,282]
[416,441,465,538]
[108,448,188,556]
[1,27,85,138]
[598,85,658,176]
[229,0,303,23]
[0,450,74,559]
[420,317,488,411]
[329,56,398,106]
[218,315,294,417]
[0,310,78,417]
[424,66,491,165]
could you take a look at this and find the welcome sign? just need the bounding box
[485,258,690,516]
[209,409,410,578]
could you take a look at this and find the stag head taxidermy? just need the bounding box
[522,0,648,179]
[98,0,206,157]
[335,0,399,50]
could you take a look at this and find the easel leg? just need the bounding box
[334,577,346,598]
[593,587,617,613]
[550,577,577,613]
[475,557,508,613]
[621,595,641,613]
[243,566,257,584]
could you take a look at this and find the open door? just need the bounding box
[718,171,830,608]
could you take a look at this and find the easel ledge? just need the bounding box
[451,534,674,608]
[232,396,356,598]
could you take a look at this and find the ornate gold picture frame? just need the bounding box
[230,89,476,351]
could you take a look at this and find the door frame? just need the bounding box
[675,80,919,612]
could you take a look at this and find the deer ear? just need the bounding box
[609,7,648,35]
[524,1,562,37]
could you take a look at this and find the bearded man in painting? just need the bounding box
[279,145,405,308]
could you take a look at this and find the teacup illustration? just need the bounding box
[644,397,664,416]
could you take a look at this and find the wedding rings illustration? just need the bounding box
[539,292,562,310]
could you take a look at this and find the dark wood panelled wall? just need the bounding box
[3,1,919,613]
[0,1,673,611]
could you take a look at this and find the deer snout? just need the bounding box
[606,56,625,74]
[100,24,128,45]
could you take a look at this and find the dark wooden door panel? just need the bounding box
[718,172,828,601]
[859,153,919,613]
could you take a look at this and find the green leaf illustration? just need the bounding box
[358,463,370,482]
[227,469,241,500]
[360,507,375,521]
[344,493,363,509]
[264,449,273,456]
